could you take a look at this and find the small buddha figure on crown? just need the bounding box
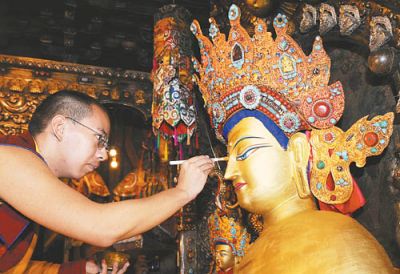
[192,4,397,273]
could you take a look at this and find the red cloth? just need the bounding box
[0,132,86,273]
[0,203,30,248]
[0,132,36,271]
[59,259,87,274]
[318,176,366,215]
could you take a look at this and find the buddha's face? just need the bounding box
[215,243,235,272]
[224,117,293,214]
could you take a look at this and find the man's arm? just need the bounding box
[0,146,213,247]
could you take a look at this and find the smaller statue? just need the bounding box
[208,212,250,274]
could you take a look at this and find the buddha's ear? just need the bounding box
[288,133,311,198]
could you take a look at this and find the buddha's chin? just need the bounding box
[236,194,254,212]
[237,194,265,214]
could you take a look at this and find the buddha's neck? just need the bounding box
[261,194,317,227]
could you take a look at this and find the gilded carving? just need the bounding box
[369,16,393,52]
[134,89,145,105]
[339,5,361,36]
[319,3,337,35]
[300,4,317,33]
[7,79,25,92]
[0,54,152,135]
[47,80,67,94]
[86,87,97,98]
[111,88,120,100]
[66,82,81,91]
[28,79,44,93]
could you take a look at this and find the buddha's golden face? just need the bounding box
[225,117,292,214]
[215,244,235,271]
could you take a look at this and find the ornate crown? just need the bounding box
[208,212,250,257]
[192,5,395,209]
[191,4,344,143]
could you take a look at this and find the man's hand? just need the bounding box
[176,155,214,200]
[86,259,130,274]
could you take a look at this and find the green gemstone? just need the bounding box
[317,160,325,169]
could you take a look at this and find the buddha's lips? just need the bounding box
[234,182,247,191]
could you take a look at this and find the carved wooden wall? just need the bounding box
[0,54,152,135]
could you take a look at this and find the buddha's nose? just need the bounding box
[224,157,238,180]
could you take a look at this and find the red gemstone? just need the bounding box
[313,101,331,118]
[330,195,336,201]
[364,132,379,147]
[284,119,294,128]
[324,132,334,142]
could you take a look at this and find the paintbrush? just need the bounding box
[169,156,228,166]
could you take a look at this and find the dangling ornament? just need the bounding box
[151,4,196,160]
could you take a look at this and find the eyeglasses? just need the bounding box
[66,117,110,151]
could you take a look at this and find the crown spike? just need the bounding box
[228,4,241,23]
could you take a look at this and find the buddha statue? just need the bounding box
[208,212,250,274]
[192,5,398,273]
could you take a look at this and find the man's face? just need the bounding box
[61,105,110,179]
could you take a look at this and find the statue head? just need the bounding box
[192,5,394,215]
[224,117,310,214]
[215,242,235,272]
[208,212,250,272]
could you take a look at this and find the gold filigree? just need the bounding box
[309,113,394,204]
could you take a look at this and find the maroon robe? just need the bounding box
[0,132,86,273]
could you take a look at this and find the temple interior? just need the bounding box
[0,0,400,273]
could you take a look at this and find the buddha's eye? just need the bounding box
[236,143,271,161]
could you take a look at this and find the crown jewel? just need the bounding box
[191,4,345,142]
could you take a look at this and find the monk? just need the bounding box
[0,90,214,273]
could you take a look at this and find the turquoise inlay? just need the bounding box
[317,160,325,169]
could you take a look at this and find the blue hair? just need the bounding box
[222,110,289,149]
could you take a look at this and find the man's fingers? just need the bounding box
[184,155,211,165]
[117,262,130,274]
[111,262,119,274]
[100,259,108,274]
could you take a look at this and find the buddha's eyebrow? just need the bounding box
[233,136,264,150]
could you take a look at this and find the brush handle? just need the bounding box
[169,157,228,166]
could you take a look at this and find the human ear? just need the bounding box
[288,133,311,198]
[51,115,66,142]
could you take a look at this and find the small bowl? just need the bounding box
[104,251,130,269]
